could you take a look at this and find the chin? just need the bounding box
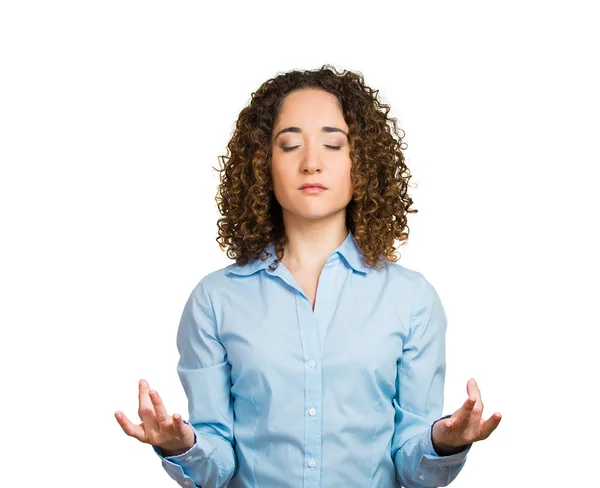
[287,205,346,221]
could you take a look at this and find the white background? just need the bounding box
[1,1,598,486]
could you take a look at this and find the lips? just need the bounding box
[299,183,327,189]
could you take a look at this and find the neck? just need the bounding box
[280,212,349,272]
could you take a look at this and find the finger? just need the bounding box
[443,416,455,429]
[479,412,502,439]
[115,410,146,441]
[467,378,484,415]
[138,379,158,432]
[467,378,482,403]
[172,412,187,436]
[452,395,477,429]
[149,389,170,425]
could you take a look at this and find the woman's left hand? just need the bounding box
[431,378,502,454]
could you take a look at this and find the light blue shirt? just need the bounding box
[152,230,471,487]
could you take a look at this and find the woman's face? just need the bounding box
[270,88,353,224]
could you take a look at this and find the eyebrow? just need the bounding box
[274,126,348,140]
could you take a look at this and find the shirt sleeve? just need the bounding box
[152,278,236,488]
[391,275,471,488]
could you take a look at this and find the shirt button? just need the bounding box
[418,474,425,480]
[184,481,191,485]
[309,408,317,416]
[308,458,317,467]
[308,358,316,368]
[185,455,192,461]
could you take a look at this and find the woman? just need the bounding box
[115,65,501,487]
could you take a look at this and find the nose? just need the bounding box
[300,142,322,174]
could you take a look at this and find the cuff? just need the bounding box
[152,420,216,471]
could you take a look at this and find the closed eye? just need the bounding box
[281,145,342,152]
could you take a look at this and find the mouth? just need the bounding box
[300,185,327,193]
[299,184,328,190]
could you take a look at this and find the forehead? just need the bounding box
[275,88,347,128]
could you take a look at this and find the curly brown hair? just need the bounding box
[213,64,418,272]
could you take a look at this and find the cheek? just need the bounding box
[339,165,354,195]
[270,163,285,186]
[272,169,291,187]
[270,166,295,198]
[345,180,355,200]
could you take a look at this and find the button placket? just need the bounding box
[295,289,323,488]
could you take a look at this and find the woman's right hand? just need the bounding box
[115,379,196,456]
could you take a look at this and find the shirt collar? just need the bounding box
[226,230,371,276]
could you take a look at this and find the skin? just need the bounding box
[115,379,195,456]
[431,378,502,454]
[270,87,354,273]
[114,88,502,457]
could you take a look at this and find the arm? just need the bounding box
[391,276,471,488]
[152,278,236,488]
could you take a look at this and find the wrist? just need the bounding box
[431,439,464,456]
[160,444,192,457]
[158,437,195,457]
